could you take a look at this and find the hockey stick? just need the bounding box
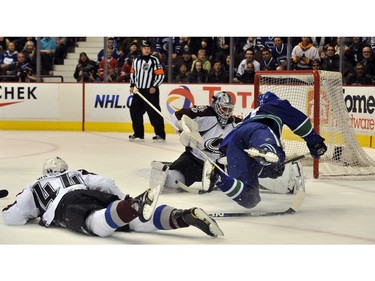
[208,188,305,218]
[284,153,311,164]
[0,189,9,198]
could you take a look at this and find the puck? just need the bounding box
[0,189,9,198]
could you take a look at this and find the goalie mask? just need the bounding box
[211,91,234,128]
[42,156,68,175]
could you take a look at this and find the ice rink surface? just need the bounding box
[1,130,374,280]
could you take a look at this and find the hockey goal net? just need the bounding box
[254,70,375,178]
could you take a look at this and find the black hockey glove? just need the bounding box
[307,142,327,158]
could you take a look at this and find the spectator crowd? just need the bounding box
[2,36,375,85]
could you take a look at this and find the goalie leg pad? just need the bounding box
[258,161,305,194]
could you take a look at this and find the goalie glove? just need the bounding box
[179,115,204,148]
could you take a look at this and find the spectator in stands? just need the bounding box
[291,37,320,70]
[13,37,36,53]
[40,37,56,75]
[239,60,255,84]
[197,37,214,62]
[271,37,288,68]
[54,37,68,65]
[207,59,229,83]
[234,48,260,82]
[321,46,340,71]
[311,59,321,70]
[6,52,37,82]
[222,54,233,74]
[99,49,119,82]
[311,37,336,57]
[333,37,349,56]
[0,41,18,69]
[119,53,136,82]
[189,60,208,83]
[175,63,191,83]
[183,38,198,59]
[347,37,366,66]
[118,41,139,69]
[360,46,375,78]
[172,50,193,81]
[22,40,50,76]
[213,37,230,64]
[259,47,276,71]
[0,37,9,52]
[97,37,119,63]
[73,52,99,82]
[191,49,211,73]
[154,37,182,66]
[345,62,374,85]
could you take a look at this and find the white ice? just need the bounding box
[1,131,374,280]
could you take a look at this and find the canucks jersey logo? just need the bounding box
[142,63,150,71]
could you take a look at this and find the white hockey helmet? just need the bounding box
[210,91,234,127]
[42,156,68,175]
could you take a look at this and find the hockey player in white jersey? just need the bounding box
[2,157,223,238]
[153,91,305,194]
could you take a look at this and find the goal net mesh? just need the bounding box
[254,70,375,178]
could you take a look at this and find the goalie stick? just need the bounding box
[0,189,9,198]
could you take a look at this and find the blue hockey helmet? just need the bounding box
[257,91,279,106]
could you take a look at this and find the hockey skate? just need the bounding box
[152,135,166,143]
[176,208,224,237]
[132,185,162,222]
[129,134,145,142]
[245,147,279,165]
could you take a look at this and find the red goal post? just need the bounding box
[254,70,375,179]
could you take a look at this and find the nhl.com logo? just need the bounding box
[166,86,195,114]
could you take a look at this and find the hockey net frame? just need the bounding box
[254,70,375,179]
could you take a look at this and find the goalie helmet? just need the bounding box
[210,91,234,127]
[42,156,68,175]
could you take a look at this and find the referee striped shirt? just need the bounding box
[130,55,165,89]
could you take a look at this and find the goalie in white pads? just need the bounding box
[2,157,223,238]
[152,91,306,195]
[161,91,241,191]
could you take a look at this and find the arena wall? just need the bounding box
[1,83,374,148]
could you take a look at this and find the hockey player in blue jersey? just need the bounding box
[216,91,327,208]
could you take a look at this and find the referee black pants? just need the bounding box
[130,88,166,139]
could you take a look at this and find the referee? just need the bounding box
[129,39,166,142]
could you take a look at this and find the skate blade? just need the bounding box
[194,208,224,237]
[142,185,162,221]
[245,148,279,163]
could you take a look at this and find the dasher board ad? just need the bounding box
[84,84,255,123]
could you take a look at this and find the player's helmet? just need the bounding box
[210,91,234,127]
[42,156,68,175]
